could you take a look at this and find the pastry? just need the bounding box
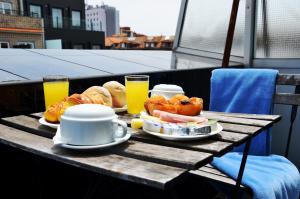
[103,81,126,108]
[144,94,203,116]
[82,86,112,107]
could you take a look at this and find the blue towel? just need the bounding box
[210,69,278,155]
[210,69,300,199]
[212,152,300,199]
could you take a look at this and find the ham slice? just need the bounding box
[153,110,208,123]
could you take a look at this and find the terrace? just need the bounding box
[0,0,299,199]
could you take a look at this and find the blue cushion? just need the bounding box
[210,68,278,155]
[210,69,300,199]
[212,153,300,199]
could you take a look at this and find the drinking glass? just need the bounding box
[43,75,69,109]
[125,75,149,115]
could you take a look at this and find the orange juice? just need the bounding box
[126,80,149,114]
[43,81,69,109]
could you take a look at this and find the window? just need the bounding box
[255,0,300,58]
[72,10,81,27]
[0,42,9,48]
[179,0,245,57]
[29,5,42,18]
[52,8,63,28]
[100,21,102,31]
[121,43,126,48]
[73,44,84,49]
[92,45,101,49]
[16,42,35,49]
[0,2,12,14]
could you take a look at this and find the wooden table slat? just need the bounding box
[112,140,212,169]
[211,131,248,144]
[219,122,262,135]
[201,112,273,127]
[1,115,56,138]
[202,111,280,121]
[0,124,186,189]
[131,130,233,155]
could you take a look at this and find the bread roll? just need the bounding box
[82,86,112,107]
[103,81,126,108]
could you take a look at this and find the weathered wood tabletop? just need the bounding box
[0,111,281,190]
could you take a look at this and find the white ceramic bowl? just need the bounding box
[149,84,184,99]
[60,104,127,146]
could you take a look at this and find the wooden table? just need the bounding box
[0,111,281,192]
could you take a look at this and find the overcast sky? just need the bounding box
[85,0,181,36]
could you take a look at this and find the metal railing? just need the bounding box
[0,8,41,18]
[43,16,101,32]
[0,9,101,32]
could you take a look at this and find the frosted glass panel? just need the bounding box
[179,0,245,57]
[255,0,300,58]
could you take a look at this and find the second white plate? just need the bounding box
[39,117,59,129]
[143,123,222,141]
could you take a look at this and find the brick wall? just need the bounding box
[0,14,43,29]
[0,13,44,48]
[0,32,43,48]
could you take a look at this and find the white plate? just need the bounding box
[113,105,127,113]
[39,117,59,129]
[53,127,131,150]
[143,123,222,141]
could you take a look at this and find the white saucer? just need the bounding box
[39,117,59,129]
[143,123,222,141]
[53,127,131,150]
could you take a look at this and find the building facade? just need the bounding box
[0,0,44,48]
[100,4,119,36]
[105,27,174,50]
[21,0,104,49]
[85,5,106,33]
[86,4,119,37]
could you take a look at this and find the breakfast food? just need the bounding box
[144,94,203,116]
[103,81,126,108]
[153,110,208,123]
[44,81,125,123]
[140,111,216,136]
[82,86,112,107]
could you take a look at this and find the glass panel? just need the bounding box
[72,11,81,27]
[255,0,300,58]
[179,0,245,57]
[16,42,35,49]
[0,42,9,48]
[52,8,63,28]
[30,5,42,18]
[2,2,12,14]
[73,44,84,49]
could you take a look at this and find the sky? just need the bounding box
[85,0,181,36]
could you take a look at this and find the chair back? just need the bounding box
[274,74,300,157]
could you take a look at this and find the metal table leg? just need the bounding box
[233,138,252,198]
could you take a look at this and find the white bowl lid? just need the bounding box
[61,104,116,121]
[152,84,184,93]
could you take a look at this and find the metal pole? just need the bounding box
[222,0,241,67]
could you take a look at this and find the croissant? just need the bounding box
[44,87,113,123]
[144,94,203,116]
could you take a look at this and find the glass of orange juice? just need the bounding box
[125,75,149,115]
[43,75,69,109]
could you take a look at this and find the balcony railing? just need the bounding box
[0,9,101,32]
[0,8,41,18]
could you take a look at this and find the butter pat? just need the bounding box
[131,119,144,129]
